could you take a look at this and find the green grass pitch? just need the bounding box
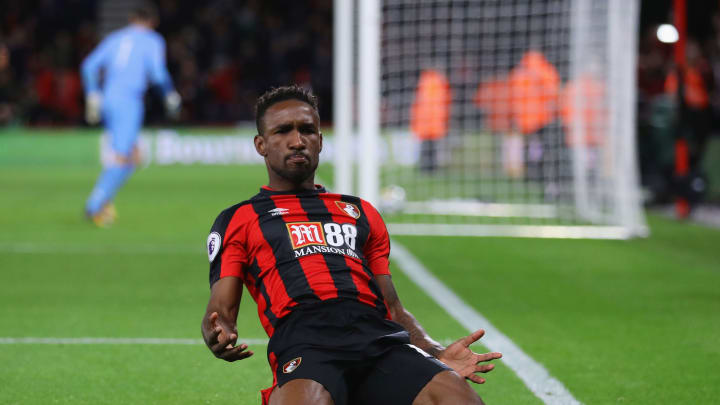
[1,130,719,404]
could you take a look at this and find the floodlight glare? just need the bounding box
[657,24,679,44]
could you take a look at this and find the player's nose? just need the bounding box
[288,128,306,149]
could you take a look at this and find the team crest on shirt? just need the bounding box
[282,357,302,374]
[335,201,361,219]
[207,232,221,262]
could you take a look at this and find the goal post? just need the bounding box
[339,0,647,239]
[333,0,354,195]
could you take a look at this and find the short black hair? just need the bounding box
[254,85,319,134]
[130,2,159,23]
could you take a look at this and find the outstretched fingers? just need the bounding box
[211,332,238,354]
[464,351,502,384]
[463,364,494,385]
[203,311,252,362]
[204,312,222,345]
[218,343,254,362]
[474,363,495,373]
[467,374,487,384]
[475,351,502,363]
[208,312,219,324]
[459,329,486,347]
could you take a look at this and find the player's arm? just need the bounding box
[201,276,253,362]
[362,201,445,356]
[375,274,501,384]
[148,36,180,119]
[363,199,501,382]
[81,37,114,124]
[81,37,113,93]
[375,274,443,355]
[201,208,252,362]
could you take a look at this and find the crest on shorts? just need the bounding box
[207,232,221,262]
[335,201,361,219]
[282,357,302,374]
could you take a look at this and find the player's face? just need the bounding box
[255,99,322,188]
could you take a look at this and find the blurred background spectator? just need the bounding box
[0,0,332,126]
[637,0,719,206]
[0,0,718,205]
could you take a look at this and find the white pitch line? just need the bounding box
[0,243,202,255]
[0,337,269,345]
[390,240,582,405]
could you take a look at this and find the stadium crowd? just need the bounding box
[0,0,332,126]
[0,0,719,205]
[636,9,720,204]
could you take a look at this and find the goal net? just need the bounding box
[338,0,646,239]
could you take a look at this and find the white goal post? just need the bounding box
[334,0,647,239]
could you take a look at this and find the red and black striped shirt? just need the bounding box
[207,185,391,337]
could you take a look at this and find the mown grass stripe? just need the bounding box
[391,240,582,405]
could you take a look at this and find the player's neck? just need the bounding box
[130,21,153,30]
[267,176,316,192]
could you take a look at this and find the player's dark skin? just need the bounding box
[201,99,502,405]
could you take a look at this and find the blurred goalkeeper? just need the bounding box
[81,2,180,226]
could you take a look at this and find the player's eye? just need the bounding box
[274,125,292,134]
[300,125,317,134]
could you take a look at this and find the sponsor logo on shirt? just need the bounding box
[286,221,360,259]
[293,244,360,260]
[286,222,327,249]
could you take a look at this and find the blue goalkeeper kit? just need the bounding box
[82,24,175,216]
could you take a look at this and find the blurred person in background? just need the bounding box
[637,26,676,203]
[0,1,333,125]
[0,41,16,125]
[474,76,520,178]
[410,69,451,173]
[559,66,607,176]
[507,50,561,198]
[81,2,180,227]
[665,39,713,208]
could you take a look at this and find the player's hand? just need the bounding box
[202,312,254,362]
[437,329,502,384]
[164,90,181,120]
[85,92,102,124]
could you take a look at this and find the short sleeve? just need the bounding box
[208,207,249,287]
[361,200,391,276]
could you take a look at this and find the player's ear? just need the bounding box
[318,132,323,152]
[254,134,267,157]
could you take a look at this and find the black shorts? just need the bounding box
[266,299,450,405]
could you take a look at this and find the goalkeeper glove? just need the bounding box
[165,90,181,120]
[85,92,102,124]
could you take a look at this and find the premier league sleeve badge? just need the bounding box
[207,232,222,262]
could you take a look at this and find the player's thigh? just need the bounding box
[104,98,144,158]
[270,348,353,404]
[269,379,334,405]
[351,344,451,405]
[413,370,483,405]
